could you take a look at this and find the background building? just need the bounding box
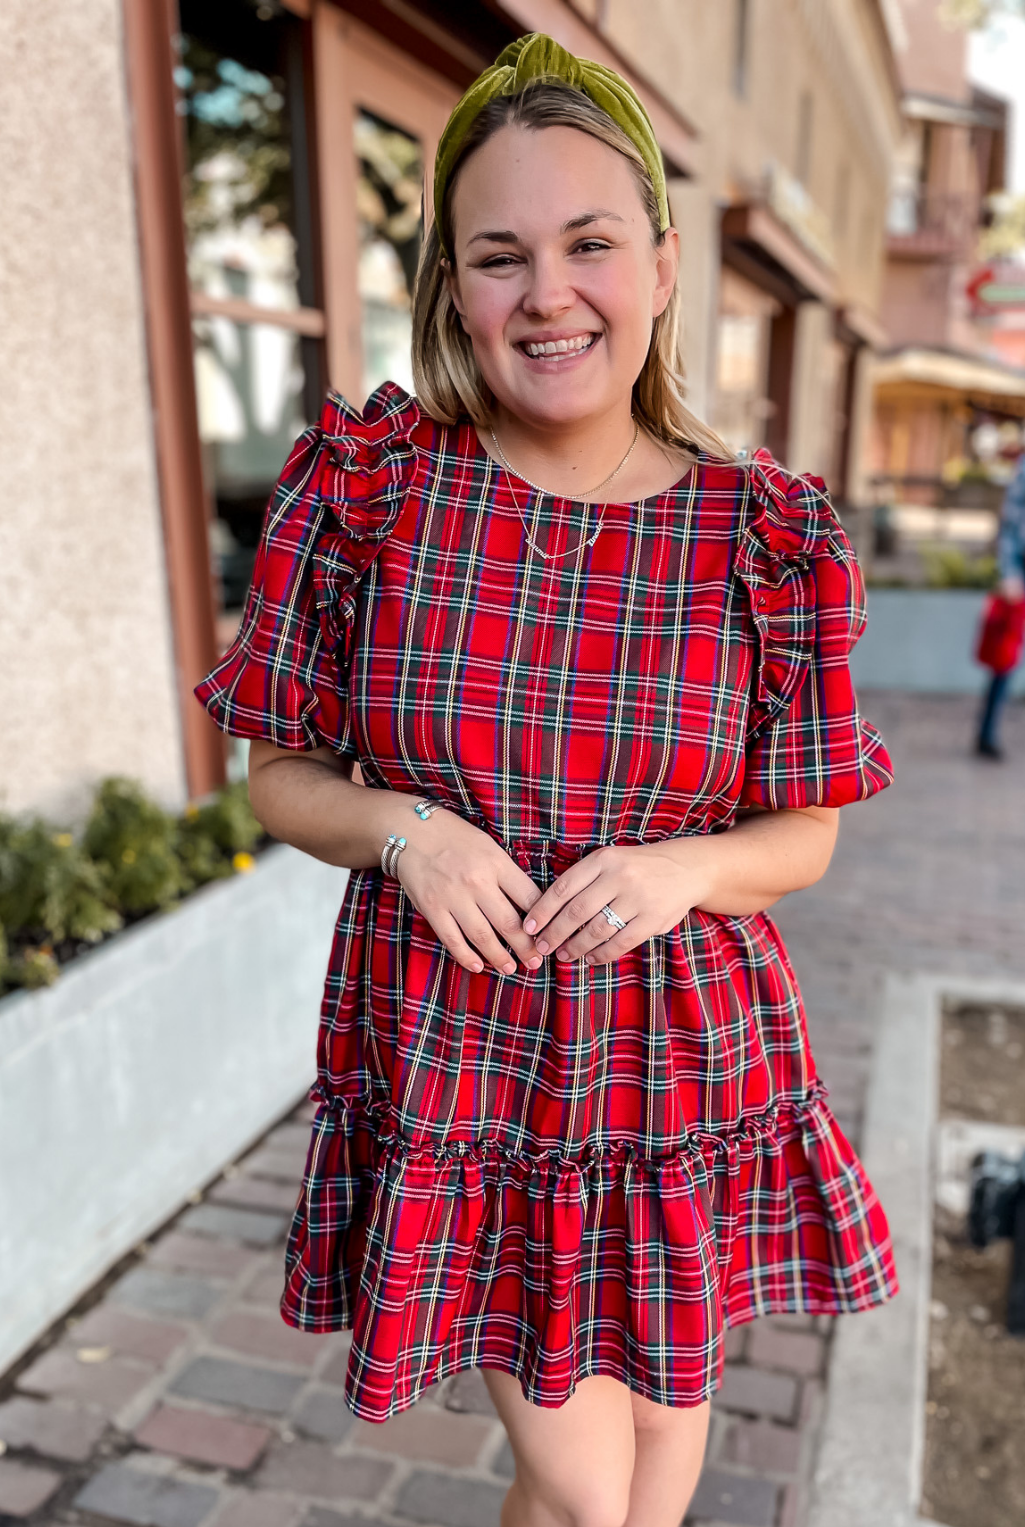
[871,0,1025,566]
[0,0,903,822]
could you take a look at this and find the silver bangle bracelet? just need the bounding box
[381,834,407,878]
[413,798,443,821]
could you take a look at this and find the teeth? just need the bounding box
[524,335,594,357]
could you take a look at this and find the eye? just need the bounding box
[573,239,611,254]
[478,253,521,269]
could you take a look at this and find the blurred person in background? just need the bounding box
[976,450,1025,759]
[197,34,898,1527]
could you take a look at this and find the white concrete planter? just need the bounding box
[0,845,346,1375]
[851,588,1025,696]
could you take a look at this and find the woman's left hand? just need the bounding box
[522,843,711,967]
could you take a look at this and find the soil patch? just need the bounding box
[921,1002,1025,1527]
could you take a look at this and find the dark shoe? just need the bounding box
[975,739,1003,760]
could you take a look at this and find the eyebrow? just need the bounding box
[466,209,626,246]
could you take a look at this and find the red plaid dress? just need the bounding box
[196,383,898,1421]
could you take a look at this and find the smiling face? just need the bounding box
[444,123,679,432]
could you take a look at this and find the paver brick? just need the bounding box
[393,1470,505,1527]
[136,1405,272,1470]
[170,1358,304,1415]
[66,1307,188,1365]
[442,1369,497,1416]
[212,1492,302,1527]
[292,1388,355,1443]
[240,1146,308,1183]
[241,1264,289,1309]
[147,1234,257,1280]
[715,1366,799,1423]
[746,1325,823,1378]
[257,1439,392,1501]
[722,1326,747,1362]
[686,1467,779,1526]
[209,1312,329,1369]
[111,1269,222,1320]
[317,1341,353,1388]
[16,1349,153,1412]
[179,1205,287,1248]
[0,1395,107,1462]
[351,1405,490,1466]
[302,1511,375,1527]
[74,1460,220,1527]
[265,1123,315,1152]
[492,1438,514,1478]
[718,1417,802,1475]
[0,1456,61,1516]
[210,1177,299,1214]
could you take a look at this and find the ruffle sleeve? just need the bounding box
[735,449,893,810]
[194,382,420,756]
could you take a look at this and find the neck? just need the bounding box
[490,401,637,494]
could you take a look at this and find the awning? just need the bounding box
[721,202,836,307]
[874,346,1025,414]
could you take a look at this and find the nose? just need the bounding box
[522,251,574,320]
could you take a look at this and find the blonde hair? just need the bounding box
[411,81,731,460]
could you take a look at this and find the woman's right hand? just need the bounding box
[395,811,545,976]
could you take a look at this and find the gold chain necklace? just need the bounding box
[489,420,640,563]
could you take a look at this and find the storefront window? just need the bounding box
[355,110,424,397]
[176,0,322,613]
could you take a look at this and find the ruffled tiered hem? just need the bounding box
[280,1085,898,1421]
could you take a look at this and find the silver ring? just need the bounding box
[600,904,627,931]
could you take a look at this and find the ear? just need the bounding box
[651,227,680,320]
[442,257,470,332]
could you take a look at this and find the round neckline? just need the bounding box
[469,422,701,509]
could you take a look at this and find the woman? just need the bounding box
[197,34,897,1527]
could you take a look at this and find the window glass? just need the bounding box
[175,0,321,613]
[356,109,424,398]
[713,270,779,458]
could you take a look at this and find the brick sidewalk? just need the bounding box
[2,692,1022,1527]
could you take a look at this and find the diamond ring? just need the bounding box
[600,904,627,931]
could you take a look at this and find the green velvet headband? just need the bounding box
[432,32,670,257]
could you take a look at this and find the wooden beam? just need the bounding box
[121,0,225,798]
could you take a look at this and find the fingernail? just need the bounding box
[527,957,542,970]
[524,918,536,934]
[556,949,569,961]
[535,940,549,954]
[503,961,515,975]
[471,961,484,973]
[585,954,595,965]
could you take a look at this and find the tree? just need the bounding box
[941,0,1025,25]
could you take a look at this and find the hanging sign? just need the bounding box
[968,264,1025,314]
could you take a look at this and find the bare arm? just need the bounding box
[247,740,545,975]
[662,803,839,917]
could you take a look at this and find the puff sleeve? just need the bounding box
[194,383,420,758]
[736,450,893,810]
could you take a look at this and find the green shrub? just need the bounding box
[176,781,262,890]
[0,777,265,998]
[0,817,122,943]
[83,778,186,914]
[922,546,998,590]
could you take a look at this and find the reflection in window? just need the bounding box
[712,270,779,458]
[176,0,320,613]
[356,110,424,398]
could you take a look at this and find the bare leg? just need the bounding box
[482,1370,709,1527]
[483,1369,635,1527]
[624,1392,710,1527]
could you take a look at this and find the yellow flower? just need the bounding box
[232,852,256,874]
[121,848,137,865]
[52,832,73,849]
[184,803,200,820]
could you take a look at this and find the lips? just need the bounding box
[518,333,600,359]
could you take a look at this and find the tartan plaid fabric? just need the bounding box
[196,384,898,1421]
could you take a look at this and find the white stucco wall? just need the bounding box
[0,0,186,823]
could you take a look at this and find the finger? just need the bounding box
[558,907,635,961]
[456,906,522,977]
[582,928,643,967]
[478,891,545,970]
[430,910,489,974]
[497,863,546,916]
[522,860,604,943]
[533,884,617,955]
